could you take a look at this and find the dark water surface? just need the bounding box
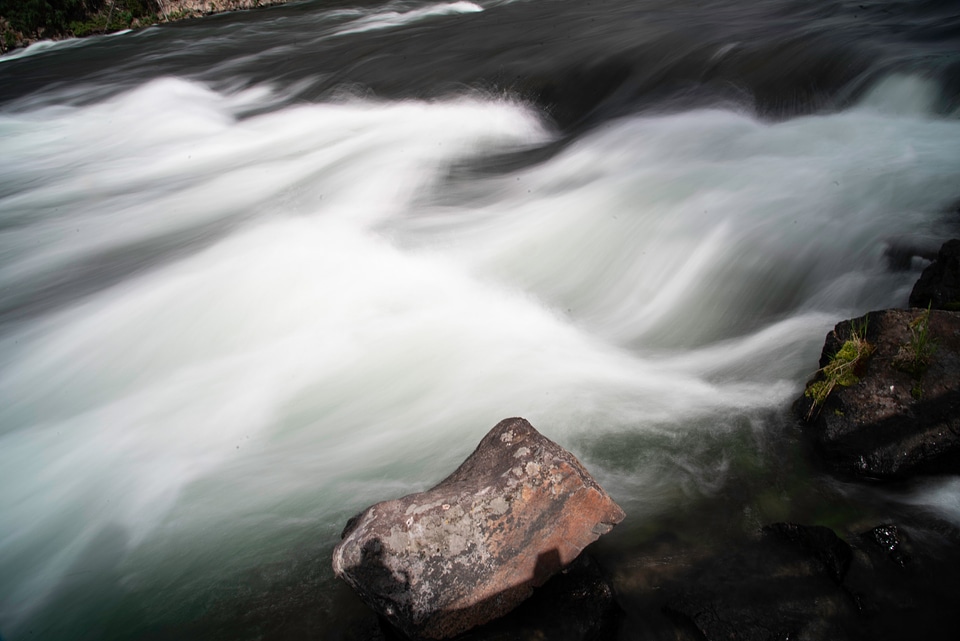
[1,0,959,639]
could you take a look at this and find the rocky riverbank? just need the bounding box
[0,0,290,52]
[153,0,291,21]
[655,239,960,640]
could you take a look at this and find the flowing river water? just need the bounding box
[1,0,959,639]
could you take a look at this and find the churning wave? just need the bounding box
[1,0,959,637]
[333,1,484,36]
[2,70,959,636]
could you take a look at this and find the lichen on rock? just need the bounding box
[331,417,625,639]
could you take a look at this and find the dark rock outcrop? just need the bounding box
[910,238,960,310]
[456,554,621,641]
[331,417,625,640]
[883,238,939,271]
[661,524,855,641]
[659,521,960,641]
[794,308,960,479]
[762,522,852,584]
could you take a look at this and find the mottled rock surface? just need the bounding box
[331,417,625,640]
[910,238,960,310]
[794,309,960,479]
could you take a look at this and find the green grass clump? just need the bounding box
[805,319,874,419]
[894,306,936,399]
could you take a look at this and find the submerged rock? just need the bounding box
[456,554,622,641]
[762,522,852,584]
[662,524,856,641]
[883,238,939,271]
[331,417,625,640]
[910,238,960,310]
[659,521,960,641]
[794,308,960,479]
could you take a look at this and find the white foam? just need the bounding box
[2,73,960,632]
[400,103,959,349]
[0,29,132,63]
[905,478,960,526]
[334,1,484,37]
[0,39,81,62]
[856,73,942,116]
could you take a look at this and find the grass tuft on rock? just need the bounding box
[805,319,874,419]
[894,306,936,399]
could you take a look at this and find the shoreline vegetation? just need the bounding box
[0,0,290,53]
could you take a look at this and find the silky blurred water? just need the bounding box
[1,0,959,639]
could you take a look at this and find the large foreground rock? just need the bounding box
[794,309,960,479]
[331,417,625,640]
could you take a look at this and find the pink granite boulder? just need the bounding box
[331,417,625,639]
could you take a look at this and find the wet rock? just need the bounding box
[762,522,852,584]
[456,554,621,641]
[794,309,960,479]
[860,523,910,568]
[331,417,625,640]
[338,554,620,641]
[883,238,938,271]
[910,238,960,310]
[841,522,960,639]
[658,521,960,641]
[662,524,857,641]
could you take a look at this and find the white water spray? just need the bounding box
[1,72,959,636]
